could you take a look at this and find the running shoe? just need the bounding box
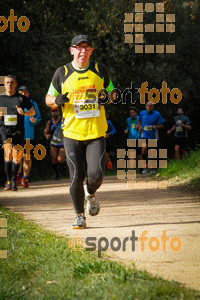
[106,160,112,170]
[141,168,148,174]
[4,181,11,191]
[149,169,156,174]
[11,180,18,191]
[84,185,100,216]
[22,177,29,188]
[72,213,86,229]
[62,159,67,171]
[16,174,22,185]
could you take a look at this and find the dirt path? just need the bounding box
[0,176,200,291]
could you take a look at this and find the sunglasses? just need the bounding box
[72,45,92,51]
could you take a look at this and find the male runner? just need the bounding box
[44,107,65,180]
[125,107,142,167]
[167,107,191,159]
[17,86,41,187]
[0,75,35,191]
[124,107,140,140]
[138,101,164,173]
[45,35,114,228]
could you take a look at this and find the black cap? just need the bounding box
[71,35,92,47]
[18,86,29,93]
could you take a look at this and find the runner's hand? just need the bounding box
[16,106,24,115]
[45,133,51,140]
[178,120,182,125]
[30,116,36,123]
[55,92,69,105]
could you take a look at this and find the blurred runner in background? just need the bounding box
[0,75,35,191]
[44,107,65,180]
[106,119,116,170]
[17,86,41,187]
[138,101,164,174]
[167,107,191,160]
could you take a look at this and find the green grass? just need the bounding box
[157,148,200,185]
[0,208,199,299]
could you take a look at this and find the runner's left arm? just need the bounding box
[154,113,164,129]
[181,124,191,130]
[181,117,191,130]
[24,106,35,116]
[135,115,140,130]
[107,120,116,136]
[167,124,176,134]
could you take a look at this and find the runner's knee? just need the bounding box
[88,169,103,187]
[52,158,57,164]
[57,156,64,164]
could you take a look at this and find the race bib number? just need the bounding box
[144,125,153,131]
[176,126,183,132]
[4,115,17,126]
[74,100,100,119]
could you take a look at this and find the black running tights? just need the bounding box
[64,136,105,213]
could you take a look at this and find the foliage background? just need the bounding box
[0,0,199,180]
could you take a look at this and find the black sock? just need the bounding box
[142,154,147,161]
[4,161,12,182]
[59,162,66,172]
[52,163,59,177]
[11,161,20,181]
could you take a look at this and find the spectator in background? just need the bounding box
[17,86,41,187]
[167,107,191,160]
[44,107,65,180]
[138,101,164,173]
[106,118,116,169]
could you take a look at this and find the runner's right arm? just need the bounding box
[32,101,42,125]
[138,113,142,133]
[46,67,69,107]
[45,94,57,108]
[167,124,176,135]
[107,120,116,136]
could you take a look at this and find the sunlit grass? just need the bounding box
[157,148,200,185]
[0,207,199,299]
